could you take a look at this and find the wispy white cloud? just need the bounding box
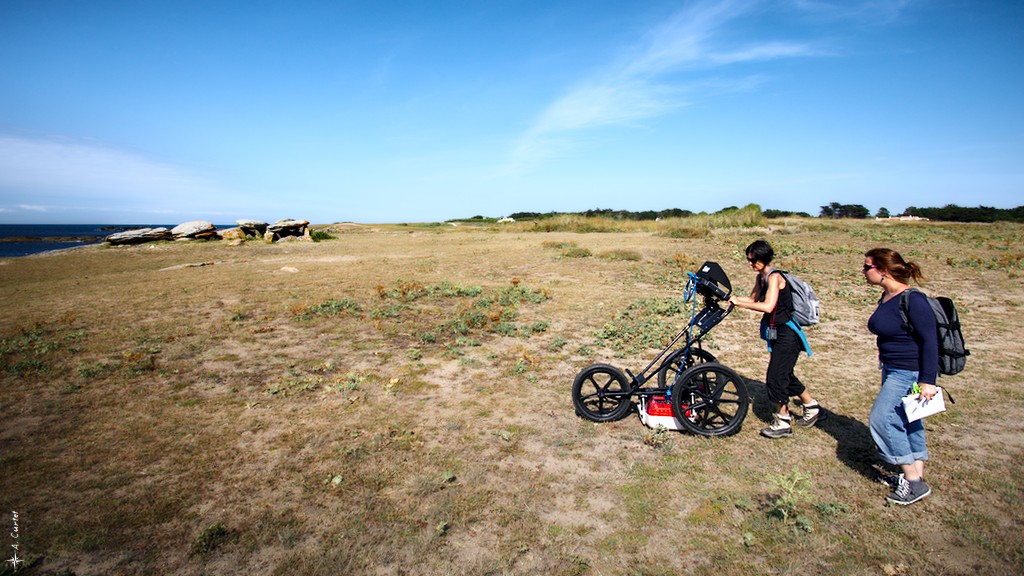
[706,42,821,65]
[0,134,243,218]
[506,0,833,172]
[0,135,214,195]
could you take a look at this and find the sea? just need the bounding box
[0,224,226,258]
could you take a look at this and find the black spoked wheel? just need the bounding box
[656,347,717,388]
[670,362,748,437]
[572,364,633,422]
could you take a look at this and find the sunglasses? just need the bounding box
[862,264,877,272]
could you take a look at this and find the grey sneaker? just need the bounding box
[760,414,793,438]
[796,403,825,427]
[887,476,931,505]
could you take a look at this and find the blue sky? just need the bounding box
[1,0,1021,224]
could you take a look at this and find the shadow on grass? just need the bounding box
[743,375,884,482]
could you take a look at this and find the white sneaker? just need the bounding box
[760,414,792,438]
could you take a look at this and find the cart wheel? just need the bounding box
[572,364,633,422]
[670,362,748,437]
[656,347,717,388]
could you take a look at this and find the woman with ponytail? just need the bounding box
[863,247,938,505]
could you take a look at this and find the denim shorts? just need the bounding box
[868,365,929,466]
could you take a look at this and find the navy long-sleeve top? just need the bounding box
[868,290,939,384]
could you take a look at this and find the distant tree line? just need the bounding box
[905,204,1024,223]
[508,208,697,221]
[815,202,1023,222]
[763,209,813,218]
[487,203,1023,224]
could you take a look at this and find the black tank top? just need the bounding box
[756,269,794,326]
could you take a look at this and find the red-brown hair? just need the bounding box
[865,247,926,284]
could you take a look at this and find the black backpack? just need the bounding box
[899,288,969,376]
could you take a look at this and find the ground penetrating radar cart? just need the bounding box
[571,262,750,437]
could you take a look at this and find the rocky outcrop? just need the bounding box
[171,220,218,240]
[103,218,312,247]
[105,227,173,245]
[265,219,310,242]
[217,228,246,240]
[237,219,268,238]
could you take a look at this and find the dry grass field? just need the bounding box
[1,218,1023,575]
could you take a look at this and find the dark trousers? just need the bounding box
[765,324,806,406]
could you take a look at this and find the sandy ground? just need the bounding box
[1,221,1022,575]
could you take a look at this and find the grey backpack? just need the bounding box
[781,272,820,326]
[899,288,969,376]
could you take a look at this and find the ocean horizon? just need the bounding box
[0,224,233,258]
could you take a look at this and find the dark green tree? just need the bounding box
[820,202,869,218]
[845,204,871,219]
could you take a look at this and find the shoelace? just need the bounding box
[893,477,912,499]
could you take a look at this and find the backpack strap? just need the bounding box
[898,288,923,334]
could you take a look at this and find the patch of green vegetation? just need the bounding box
[765,468,813,531]
[620,462,680,526]
[658,204,767,238]
[599,249,642,261]
[561,247,592,258]
[642,425,671,449]
[509,359,529,376]
[815,500,850,520]
[303,298,362,318]
[373,281,552,344]
[77,361,117,380]
[542,240,578,250]
[371,303,408,319]
[945,253,1024,270]
[1,323,69,375]
[594,298,688,353]
[547,337,567,351]
[527,320,550,334]
[376,280,483,301]
[193,522,233,554]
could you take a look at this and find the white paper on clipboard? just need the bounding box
[901,388,947,422]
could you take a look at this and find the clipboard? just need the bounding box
[901,387,947,422]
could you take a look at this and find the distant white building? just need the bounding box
[876,215,930,222]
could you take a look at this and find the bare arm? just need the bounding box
[729,273,785,313]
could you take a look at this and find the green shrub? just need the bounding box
[599,249,642,261]
[562,247,592,258]
[305,298,362,317]
[193,523,232,554]
[594,298,687,353]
